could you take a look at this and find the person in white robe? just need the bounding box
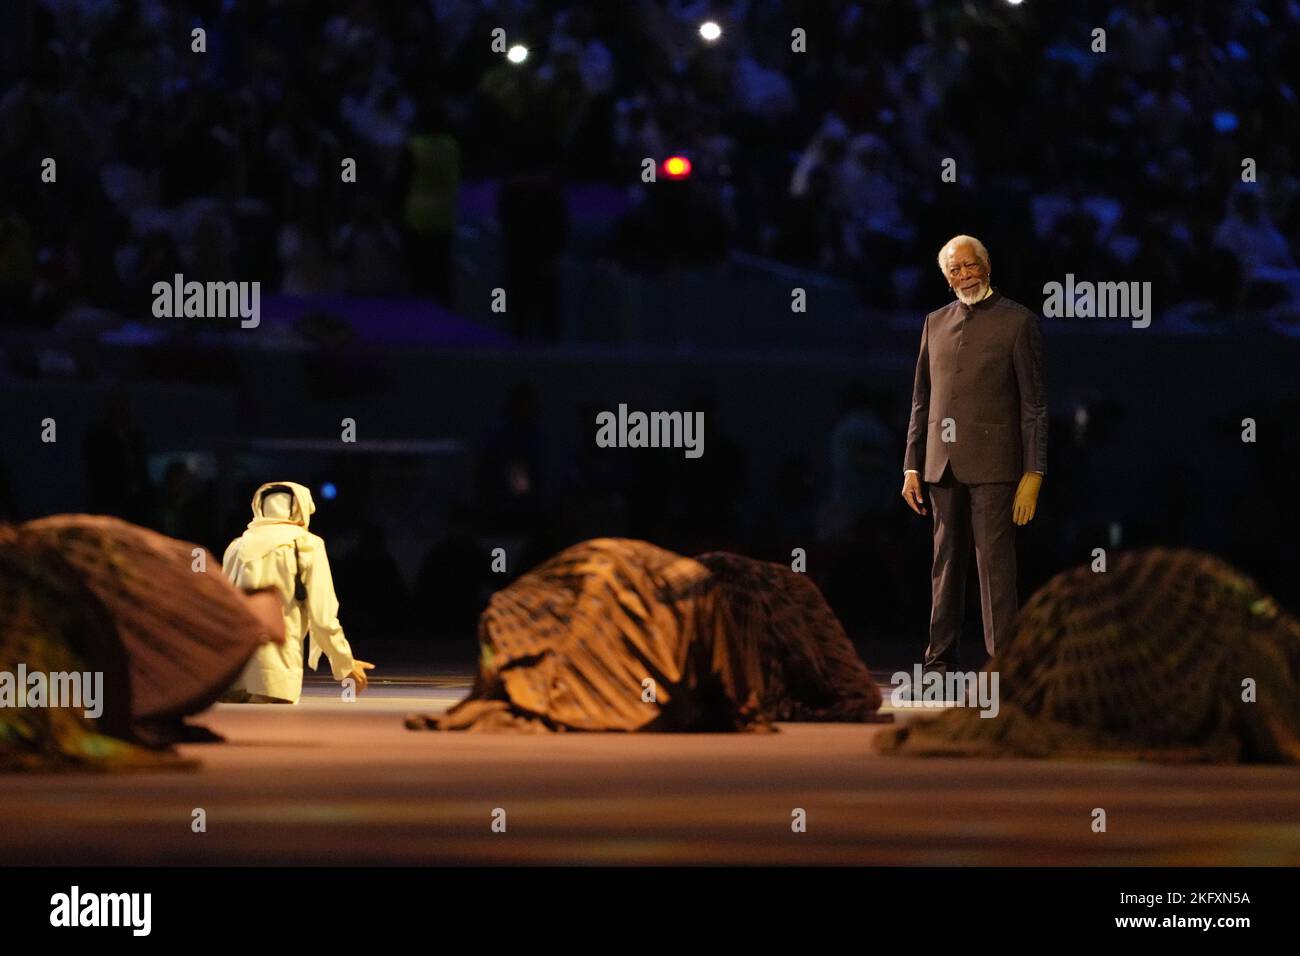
[222,481,373,703]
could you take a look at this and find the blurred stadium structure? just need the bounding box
[1,0,1298,660]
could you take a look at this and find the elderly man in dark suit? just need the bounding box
[901,235,1047,674]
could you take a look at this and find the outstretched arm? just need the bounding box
[301,539,356,681]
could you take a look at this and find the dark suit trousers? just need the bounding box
[924,462,1018,666]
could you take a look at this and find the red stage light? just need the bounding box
[663,156,692,179]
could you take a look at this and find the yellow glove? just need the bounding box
[1013,472,1042,526]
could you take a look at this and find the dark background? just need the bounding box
[1,0,1297,668]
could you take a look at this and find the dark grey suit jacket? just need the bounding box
[903,291,1047,484]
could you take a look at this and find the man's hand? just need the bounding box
[1013,472,1042,525]
[347,660,376,693]
[901,472,927,516]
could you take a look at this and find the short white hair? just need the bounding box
[937,235,991,275]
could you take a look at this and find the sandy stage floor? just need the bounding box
[3,675,1299,865]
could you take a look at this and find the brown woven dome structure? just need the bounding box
[874,547,1300,763]
[1,516,271,771]
[407,538,882,733]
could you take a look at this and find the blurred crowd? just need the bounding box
[1,0,1298,650]
[3,0,1299,339]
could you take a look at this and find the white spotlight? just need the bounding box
[507,44,529,64]
[699,21,722,42]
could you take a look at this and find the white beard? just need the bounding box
[954,282,989,305]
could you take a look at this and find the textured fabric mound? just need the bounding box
[694,550,882,722]
[1,516,269,771]
[407,538,881,733]
[874,548,1300,763]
